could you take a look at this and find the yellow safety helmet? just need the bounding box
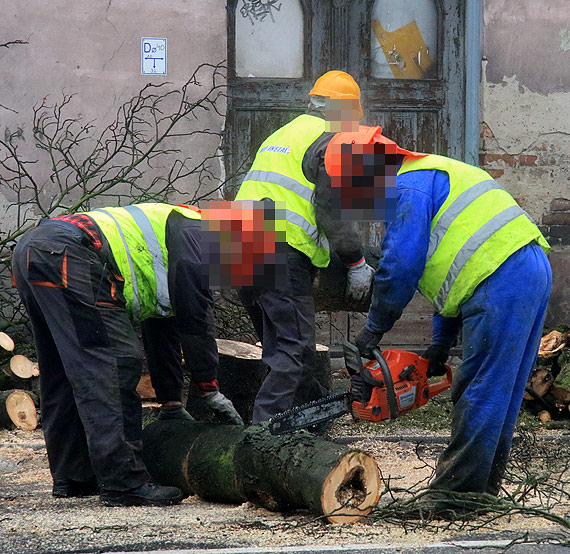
[309,70,363,119]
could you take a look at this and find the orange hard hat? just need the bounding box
[309,70,363,119]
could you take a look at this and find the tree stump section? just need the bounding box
[0,389,38,430]
[142,420,380,524]
[186,339,266,424]
[8,355,40,379]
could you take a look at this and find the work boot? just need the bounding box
[52,477,100,498]
[100,482,184,507]
[158,404,195,421]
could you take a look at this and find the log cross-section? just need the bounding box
[142,420,380,524]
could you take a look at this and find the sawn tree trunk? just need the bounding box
[142,420,380,524]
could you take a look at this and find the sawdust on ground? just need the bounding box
[2,419,570,554]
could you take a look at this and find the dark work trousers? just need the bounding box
[141,213,218,403]
[430,242,552,495]
[238,246,328,424]
[12,220,149,491]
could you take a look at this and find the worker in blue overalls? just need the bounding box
[325,126,552,518]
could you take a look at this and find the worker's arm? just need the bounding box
[432,312,462,348]
[365,169,450,335]
[304,133,364,265]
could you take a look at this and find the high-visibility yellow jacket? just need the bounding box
[236,114,330,268]
[85,203,201,322]
[398,154,550,316]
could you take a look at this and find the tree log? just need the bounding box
[8,355,39,379]
[142,420,380,524]
[0,389,38,430]
[551,349,570,403]
[185,339,267,424]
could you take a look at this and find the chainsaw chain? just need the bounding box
[268,391,351,434]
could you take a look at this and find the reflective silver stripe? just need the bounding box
[244,170,315,204]
[434,205,525,312]
[95,209,141,319]
[123,205,170,316]
[285,209,329,250]
[427,180,505,260]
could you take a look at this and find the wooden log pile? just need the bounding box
[523,329,570,422]
[0,331,40,430]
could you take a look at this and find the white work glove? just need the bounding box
[345,257,375,303]
[203,391,244,426]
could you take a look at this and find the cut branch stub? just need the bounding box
[0,332,15,352]
[9,355,39,378]
[142,420,380,524]
[0,389,38,430]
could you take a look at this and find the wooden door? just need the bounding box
[225,0,467,349]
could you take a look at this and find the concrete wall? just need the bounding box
[0,0,227,229]
[480,0,570,326]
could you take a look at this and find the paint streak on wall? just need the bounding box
[560,28,570,52]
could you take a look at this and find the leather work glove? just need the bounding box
[354,327,383,359]
[345,257,375,303]
[196,380,244,425]
[422,344,450,378]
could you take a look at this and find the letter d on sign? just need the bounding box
[144,42,151,53]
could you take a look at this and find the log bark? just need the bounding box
[142,420,380,524]
[551,349,570,403]
[0,389,38,430]
[186,339,267,424]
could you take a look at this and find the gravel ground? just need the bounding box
[2,417,570,554]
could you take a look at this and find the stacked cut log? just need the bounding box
[523,330,570,422]
[142,419,381,524]
[0,332,40,430]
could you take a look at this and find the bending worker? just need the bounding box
[325,127,552,516]
[235,70,375,424]
[11,202,245,507]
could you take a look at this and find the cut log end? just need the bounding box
[0,332,15,352]
[9,355,39,378]
[3,390,38,430]
[321,450,381,524]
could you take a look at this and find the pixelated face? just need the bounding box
[324,98,360,133]
[200,199,288,289]
[329,142,398,222]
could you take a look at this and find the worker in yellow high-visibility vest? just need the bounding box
[235,71,376,424]
[325,127,552,519]
[11,201,278,507]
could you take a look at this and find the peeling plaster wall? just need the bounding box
[0,0,227,226]
[482,0,570,325]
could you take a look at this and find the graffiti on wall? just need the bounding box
[240,0,282,25]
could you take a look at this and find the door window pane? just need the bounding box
[370,0,438,79]
[236,0,303,78]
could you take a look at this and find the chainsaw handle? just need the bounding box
[427,363,453,399]
[371,347,398,420]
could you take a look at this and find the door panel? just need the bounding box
[226,0,467,348]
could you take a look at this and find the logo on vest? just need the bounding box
[260,145,291,155]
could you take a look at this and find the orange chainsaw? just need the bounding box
[268,342,452,435]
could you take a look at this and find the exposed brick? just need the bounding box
[518,155,537,166]
[548,225,570,245]
[551,198,570,212]
[480,123,495,138]
[480,153,516,167]
[486,169,504,179]
[542,212,570,225]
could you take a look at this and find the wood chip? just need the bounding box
[538,330,566,358]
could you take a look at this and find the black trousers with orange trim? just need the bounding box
[12,220,150,491]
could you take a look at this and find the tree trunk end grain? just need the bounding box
[0,389,38,430]
[321,450,381,524]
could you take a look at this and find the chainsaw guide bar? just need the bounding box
[268,392,352,435]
